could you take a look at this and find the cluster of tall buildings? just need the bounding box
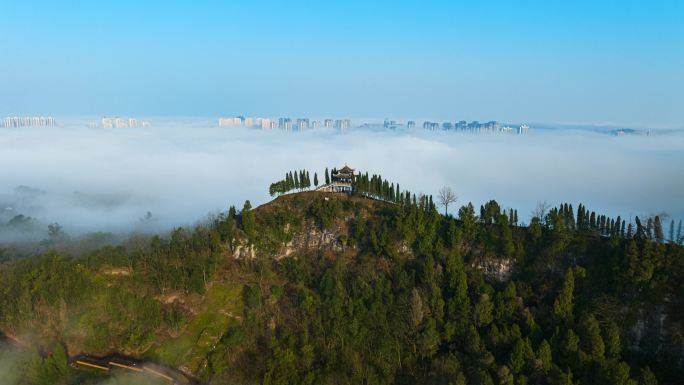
[421,120,529,134]
[379,118,530,134]
[96,117,148,128]
[3,116,56,127]
[218,116,351,131]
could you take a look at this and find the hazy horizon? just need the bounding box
[2,1,683,126]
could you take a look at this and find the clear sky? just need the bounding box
[1,0,682,127]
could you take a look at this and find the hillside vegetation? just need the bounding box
[1,190,683,385]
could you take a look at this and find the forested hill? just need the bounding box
[1,191,683,385]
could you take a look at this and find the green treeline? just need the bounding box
[269,170,315,196]
[0,185,683,385]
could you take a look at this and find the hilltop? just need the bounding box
[0,189,683,385]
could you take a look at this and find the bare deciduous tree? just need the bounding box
[438,186,458,215]
[532,201,551,223]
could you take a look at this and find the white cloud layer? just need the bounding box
[1,119,682,240]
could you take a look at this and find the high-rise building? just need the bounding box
[323,119,333,129]
[244,117,254,127]
[518,124,529,134]
[3,116,56,127]
[423,121,439,130]
[219,117,244,126]
[311,120,321,129]
[128,118,138,128]
[279,118,292,130]
[260,118,271,129]
[334,119,351,130]
[102,117,113,128]
[407,121,416,128]
[296,118,309,130]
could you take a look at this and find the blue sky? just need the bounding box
[1,0,682,126]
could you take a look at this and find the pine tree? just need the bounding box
[241,200,256,239]
[445,249,470,337]
[552,268,575,325]
[603,321,621,359]
[669,219,675,242]
[640,367,658,385]
[473,293,494,327]
[294,172,300,190]
[579,314,605,361]
[537,339,553,371]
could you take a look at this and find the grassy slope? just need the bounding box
[150,282,243,374]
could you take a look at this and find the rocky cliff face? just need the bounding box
[281,224,346,258]
[231,220,350,260]
[628,302,684,370]
[472,256,515,282]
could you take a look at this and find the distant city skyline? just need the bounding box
[1,1,682,127]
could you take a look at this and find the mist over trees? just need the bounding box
[1,171,683,384]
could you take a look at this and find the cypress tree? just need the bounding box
[325,167,330,184]
[314,173,318,187]
[568,204,575,229]
[287,171,294,190]
[654,216,664,243]
[576,204,584,230]
[635,217,644,239]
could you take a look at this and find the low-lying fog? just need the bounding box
[1,118,683,243]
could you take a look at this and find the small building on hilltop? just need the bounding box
[331,165,354,193]
[316,165,355,194]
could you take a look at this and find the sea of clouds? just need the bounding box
[0,118,682,242]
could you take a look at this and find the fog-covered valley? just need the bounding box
[1,118,683,245]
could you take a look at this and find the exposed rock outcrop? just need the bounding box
[472,257,515,282]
